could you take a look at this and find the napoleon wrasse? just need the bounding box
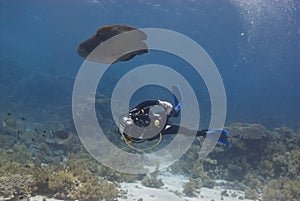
[77,24,148,64]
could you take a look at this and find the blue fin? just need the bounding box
[172,85,183,112]
[207,129,230,146]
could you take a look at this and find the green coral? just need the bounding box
[260,143,300,179]
[141,174,164,188]
[244,187,259,200]
[243,173,262,192]
[177,123,300,201]
[0,141,121,200]
[98,165,141,183]
[41,153,120,200]
[263,176,300,201]
[200,174,215,189]
[259,130,300,201]
[0,144,34,177]
[67,151,141,183]
[170,150,215,189]
[191,159,215,188]
[69,173,119,200]
[217,123,270,175]
[0,174,34,199]
[98,180,119,200]
[32,162,119,200]
[48,169,78,198]
[182,179,196,197]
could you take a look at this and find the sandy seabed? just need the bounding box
[118,171,254,201]
[28,171,256,201]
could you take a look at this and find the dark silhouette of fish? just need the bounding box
[77,24,148,64]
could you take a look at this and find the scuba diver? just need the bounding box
[118,86,229,150]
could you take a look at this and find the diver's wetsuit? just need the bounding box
[163,125,229,145]
[120,99,229,145]
[163,125,207,137]
[128,100,207,138]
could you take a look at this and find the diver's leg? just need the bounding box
[162,125,207,137]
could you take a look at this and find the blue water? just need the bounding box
[0,0,299,129]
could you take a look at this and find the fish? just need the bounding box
[77,24,148,64]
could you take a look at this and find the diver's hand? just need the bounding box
[206,129,230,146]
[129,107,141,116]
[158,100,173,115]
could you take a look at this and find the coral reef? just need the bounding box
[226,122,270,140]
[1,109,300,201]
[260,142,300,179]
[46,167,118,200]
[0,156,120,200]
[35,152,120,200]
[243,173,262,192]
[182,179,197,197]
[244,187,259,200]
[0,116,121,200]
[170,146,216,188]
[170,122,300,200]
[98,165,142,183]
[53,130,70,140]
[0,174,34,200]
[224,124,300,200]
[262,176,300,201]
[141,174,164,188]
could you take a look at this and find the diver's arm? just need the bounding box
[130,100,173,115]
[129,100,159,114]
[157,100,173,115]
